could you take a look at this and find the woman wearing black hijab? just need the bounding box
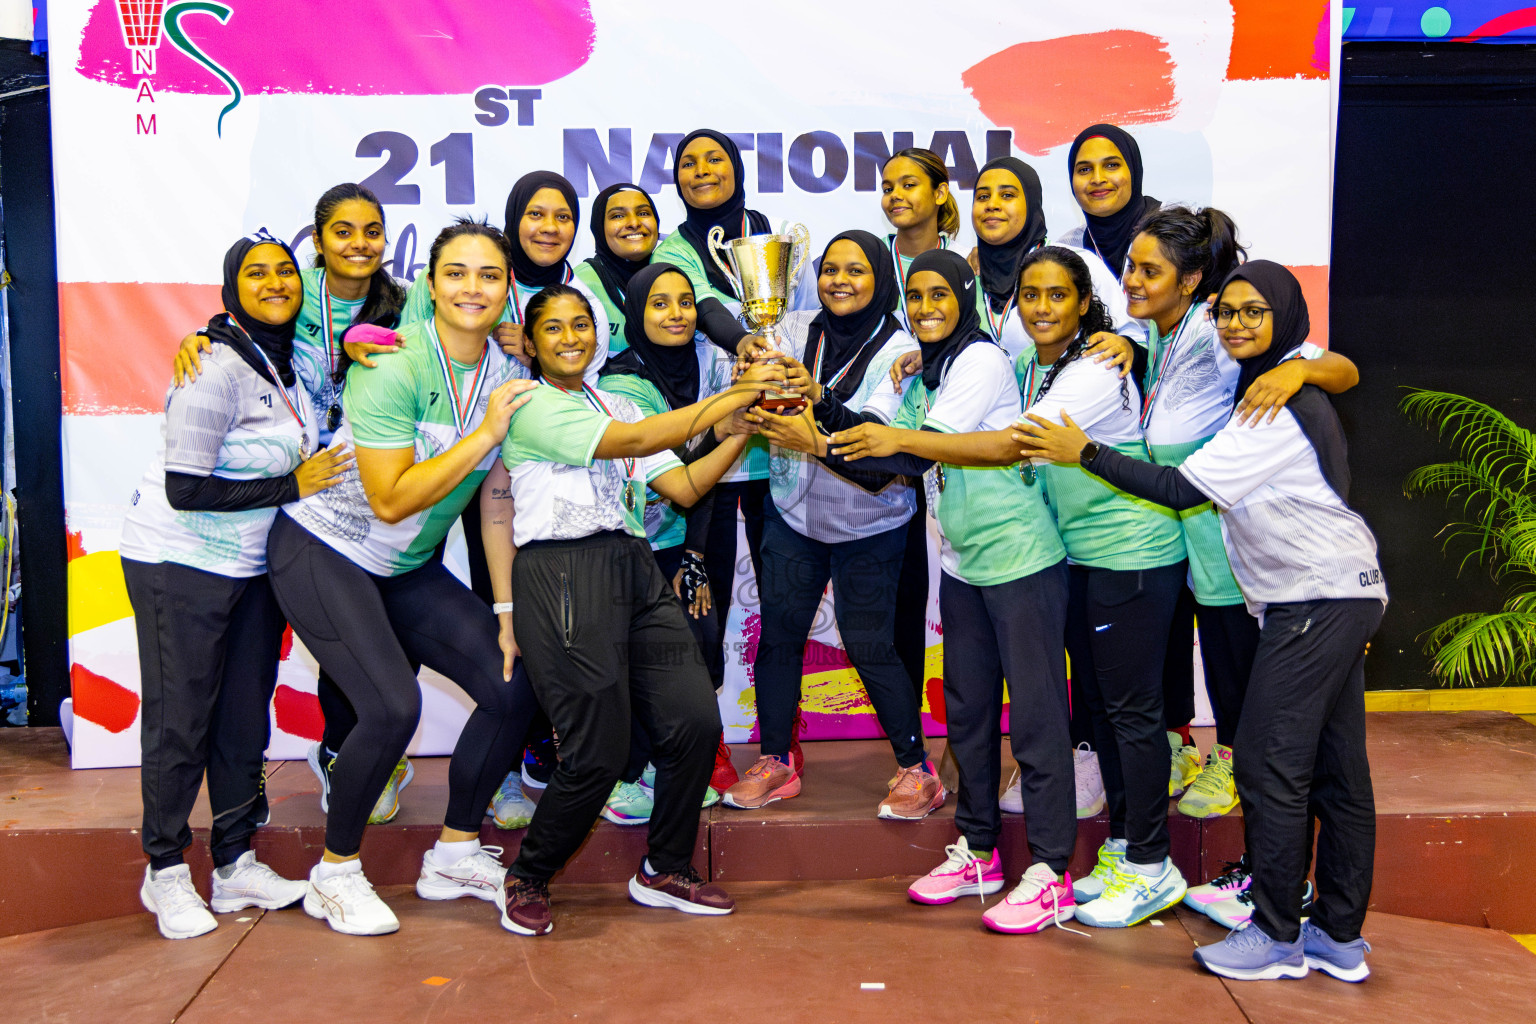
[1059,124,1164,281]
[577,183,661,350]
[1017,261,1386,982]
[726,231,936,818]
[968,155,1136,362]
[654,130,807,721]
[599,261,742,813]
[120,231,352,939]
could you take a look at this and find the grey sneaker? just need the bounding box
[1302,920,1371,982]
[1193,923,1308,981]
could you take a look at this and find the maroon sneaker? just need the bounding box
[788,708,808,781]
[500,877,553,935]
[710,736,739,794]
[627,863,735,916]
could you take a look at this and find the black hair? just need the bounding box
[1018,245,1128,410]
[427,216,514,280]
[312,182,405,330]
[523,283,596,380]
[1133,205,1246,298]
[882,147,960,238]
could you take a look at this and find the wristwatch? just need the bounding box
[1079,441,1102,468]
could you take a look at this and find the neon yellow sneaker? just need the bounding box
[367,757,414,825]
[1168,732,1200,797]
[1178,745,1239,817]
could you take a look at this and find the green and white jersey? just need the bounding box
[892,341,1064,587]
[1015,345,1184,571]
[574,259,628,354]
[121,344,316,577]
[397,267,609,362]
[500,383,682,548]
[769,309,918,544]
[285,320,523,576]
[292,268,365,447]
[598,342,734,551]
[652,223,817,485]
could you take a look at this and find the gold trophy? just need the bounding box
[708,223,810,411]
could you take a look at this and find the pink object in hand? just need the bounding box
[347,324,398,348]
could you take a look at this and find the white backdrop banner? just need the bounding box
[54,0,1331,767]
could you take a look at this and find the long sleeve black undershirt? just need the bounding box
[165,470,299,513]
[697,297,749,354]
[1085,446,1209,510]
[804,392,929,491]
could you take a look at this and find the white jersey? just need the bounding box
[1178,408,1388,622]
[121,344,315,577]
[768,309,918,544]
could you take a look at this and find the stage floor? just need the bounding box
[5,880,1535,1024]
[4,711,1536,938]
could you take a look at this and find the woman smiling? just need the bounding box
[576,183,661,350]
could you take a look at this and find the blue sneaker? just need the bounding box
[1302,920,1371,982]
[1194,923,1308,981]
[488,771,537,830]
[1074,858,1186,928]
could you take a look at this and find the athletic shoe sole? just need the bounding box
[492,813,534,830]
[306,744,331,815]
[1178,795,1240,818]
[521,764,550,791]
[1183,886,1249,909]
[1076,882,1187,928]
[302,889,399,936]
[140,881,217,940]
[878,786,946,821]
[983,904,1077,934]
[907,878,1005,905]
[210,891,304,913]
[626,874,734,916]
[722,775,801,809]
[415,878,504,903]
[599,808,651,826]
[1076,795,1106,819]
[1305,956,1370,982]
[499,906,553,935]
[1195,952,1308,981]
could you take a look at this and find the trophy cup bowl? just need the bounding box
[708,224,810,412]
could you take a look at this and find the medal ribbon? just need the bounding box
[1138,302,1202,432]
[809,320,887,398]
[578,383,636,480]
[426,320,491,441]
[235,315,310,452]
[982,290,1016,342]
[504,263,575,325]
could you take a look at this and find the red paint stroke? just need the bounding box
[61,281,221,415]
[802,638,851,673]
[278,625,294,662]
[925,675,947,726]
[963,31,1178,156]
[1226,0,1330,81]
[273,683,323,742]
[77,0,594,95]
[1455,8,1536,41]
[71,663,140,734]
[67,529,88,561]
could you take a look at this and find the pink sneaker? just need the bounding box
[982,862,1077,934]
[907,837,1004,905]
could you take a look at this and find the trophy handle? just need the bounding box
[706,226,742,298]
[785,223,812,293]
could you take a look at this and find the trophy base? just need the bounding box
[757,391,807,414]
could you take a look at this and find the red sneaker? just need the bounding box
[710,736,739,794]
[789,708,807,780]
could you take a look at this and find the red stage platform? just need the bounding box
[3,711,1536,939]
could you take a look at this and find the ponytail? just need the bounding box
[1133,205,1247,298]
[936,192,961,240]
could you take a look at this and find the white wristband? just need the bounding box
[493,602,514,614]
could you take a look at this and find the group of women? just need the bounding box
[121,122,1386,985]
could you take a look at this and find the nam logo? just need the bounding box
[116,0,244,137]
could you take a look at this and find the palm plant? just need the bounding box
[1400,389,1536,685]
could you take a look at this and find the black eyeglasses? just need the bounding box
[1209,306,1273,329]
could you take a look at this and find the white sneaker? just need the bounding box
[999,769,1024,814]
[304,862,400,936]
[416,844,507,903]
[488,771,537,830]
[1074,744,1106,818]
[1075,857,1187,928]
[307,742,333,814]
[140,864,217,940]
[210,851,307,913]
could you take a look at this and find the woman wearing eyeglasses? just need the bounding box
[1124,208,1358,833]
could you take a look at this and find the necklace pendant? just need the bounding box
[623,485,637,512]
[300,432,313,460]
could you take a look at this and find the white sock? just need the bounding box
[433,838,480,864]
[316,858,362,880]
[1126,858,1165,877]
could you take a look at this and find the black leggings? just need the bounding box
[701,478,769,686]
[267,513,537,856]
[893,493,930,702]
[123,559,286,870]
[1196,601,1261,748]
[1065,562,1186,865]
[510,532,721,881]
[1161,584,1197,733]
